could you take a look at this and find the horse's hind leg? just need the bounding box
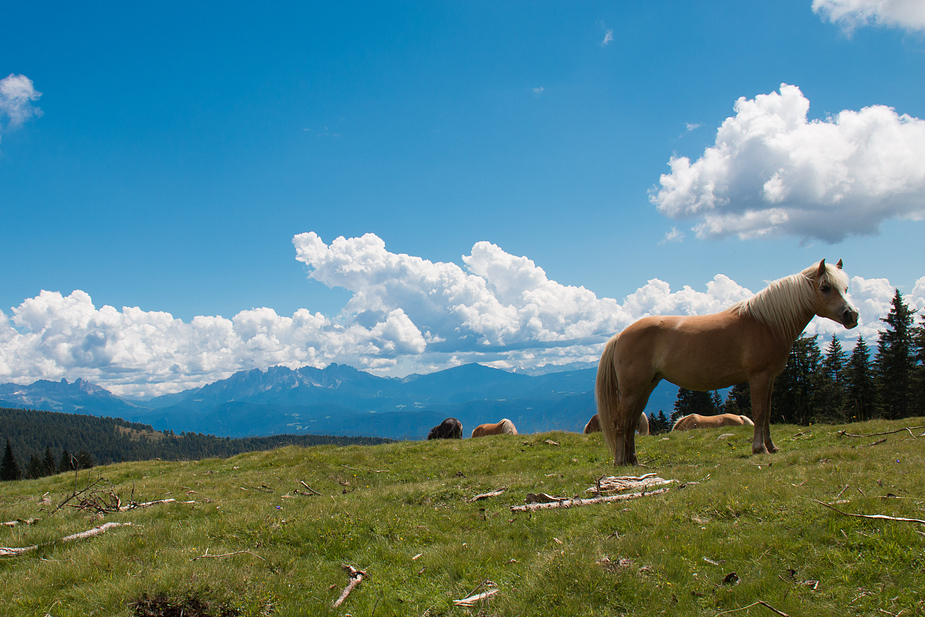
[615,384,656,465]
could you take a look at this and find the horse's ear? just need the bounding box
[816,259,826,277]
[836,259,843,269]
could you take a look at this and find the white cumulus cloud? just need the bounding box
[813,0,925,32]
[0,74,42,143]
[1,233,918,396]
[650,84,925,243]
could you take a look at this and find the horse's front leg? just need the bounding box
[748,374,777,455]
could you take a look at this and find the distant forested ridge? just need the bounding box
[0,407,392,481]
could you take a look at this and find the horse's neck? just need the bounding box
[778,309,815,346]
[742,273,817,344]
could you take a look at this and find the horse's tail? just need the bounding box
[595,337,619,461]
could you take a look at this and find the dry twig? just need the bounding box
[1,521,133,557]
[585,473,675,495]
[332,565,367,608]
[299,480,321,495]
[454,589,500,607]
[2,518,39,527]
[192,548,265,561]
[837,426,925,439]
[512,487,670,512]
[454,580,498,607]
[814,500,925,525]
[714,600,789,616]
[468,488,506,502]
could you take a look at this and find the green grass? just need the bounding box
[2,418,924,616]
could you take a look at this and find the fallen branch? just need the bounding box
[454,580,498,607]
[814,500,925,525]
[512,487,670,512]
[332,565,367,608]
[1,521,134,557]
[192,548,265,561]
[468,488,506,503]
[714,600,789,617]
[586,474,675,495]
[299,480,321,495]
[2,518,39,527]
[454,589,500,607]
[837,426,925,439]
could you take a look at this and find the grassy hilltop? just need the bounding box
[1,418,924,616]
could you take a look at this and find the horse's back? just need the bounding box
[673,412,754,431]
[429,417,463,439]
[472,419,517,437]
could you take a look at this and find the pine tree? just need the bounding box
[913,312,925,411]
[1,440,22,481]
[42,447,57,477]
[673,388,718,422]
[26,455,43,479]
[59,449,74,473]
[649,410,671,434]
[821,334,848,421]
[773,335,822,425]
[845,336,876,422]
[723,383,751,416]
[76,450,95,470]
[875,290,917,420]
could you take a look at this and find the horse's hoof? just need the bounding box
[752,446,769,455]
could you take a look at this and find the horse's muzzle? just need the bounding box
[842,308,859,329]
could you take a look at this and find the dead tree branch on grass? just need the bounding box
[837,426,925,439]
[332,565,367,608]
[192,548,265,561]
[511,487,670,513]
[814,500,925,525]
[467,488,506,503]
[2,518,39,527]
[714,600,789,617]
[1,521,134,557]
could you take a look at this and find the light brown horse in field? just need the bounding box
[471,418,518,437]
[584,412,649,435]
[672,413,754,431]
[596,260,859,465]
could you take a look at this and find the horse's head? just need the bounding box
[812,259,859,329]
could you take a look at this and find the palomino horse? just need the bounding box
[584,412,649,435]
[596,260,859,465]
[672,413,754,431]
[428,417,463,439]
[471,418,518,437]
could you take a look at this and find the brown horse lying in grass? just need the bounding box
[584,412,649,435]
[596,260,859,465]
[471,418,517,437]
[671,413,754,431]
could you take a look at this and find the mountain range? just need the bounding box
[0,363,681,440]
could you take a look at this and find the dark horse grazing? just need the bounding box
[596,260,859,465]
[428,417,463,440]
[584,412,649,435]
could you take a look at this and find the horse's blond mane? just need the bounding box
[729,262,847,338]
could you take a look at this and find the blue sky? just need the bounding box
[1,1,923,397]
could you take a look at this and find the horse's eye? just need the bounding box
[820,284,831,293]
